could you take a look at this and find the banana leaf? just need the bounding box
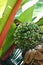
[36,18,43,26]
[0,0,17,33]
[18,5,34,23]
[15,0,38,23]
[0,23,16,57]
[33,0,43,17]
[21,0,29,6]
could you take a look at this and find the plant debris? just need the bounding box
[23,45,43,65]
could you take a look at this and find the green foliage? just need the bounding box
[33,0,43,17]
[14,23,43,51]
[18,5,34,23]
[0,23,16,57]
[21,0,29,6]
[36,18,43,26]
[0,0,17,33]
[39,26,43,33]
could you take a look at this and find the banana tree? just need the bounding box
[5,0,43,65]
[0,0,43,65]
